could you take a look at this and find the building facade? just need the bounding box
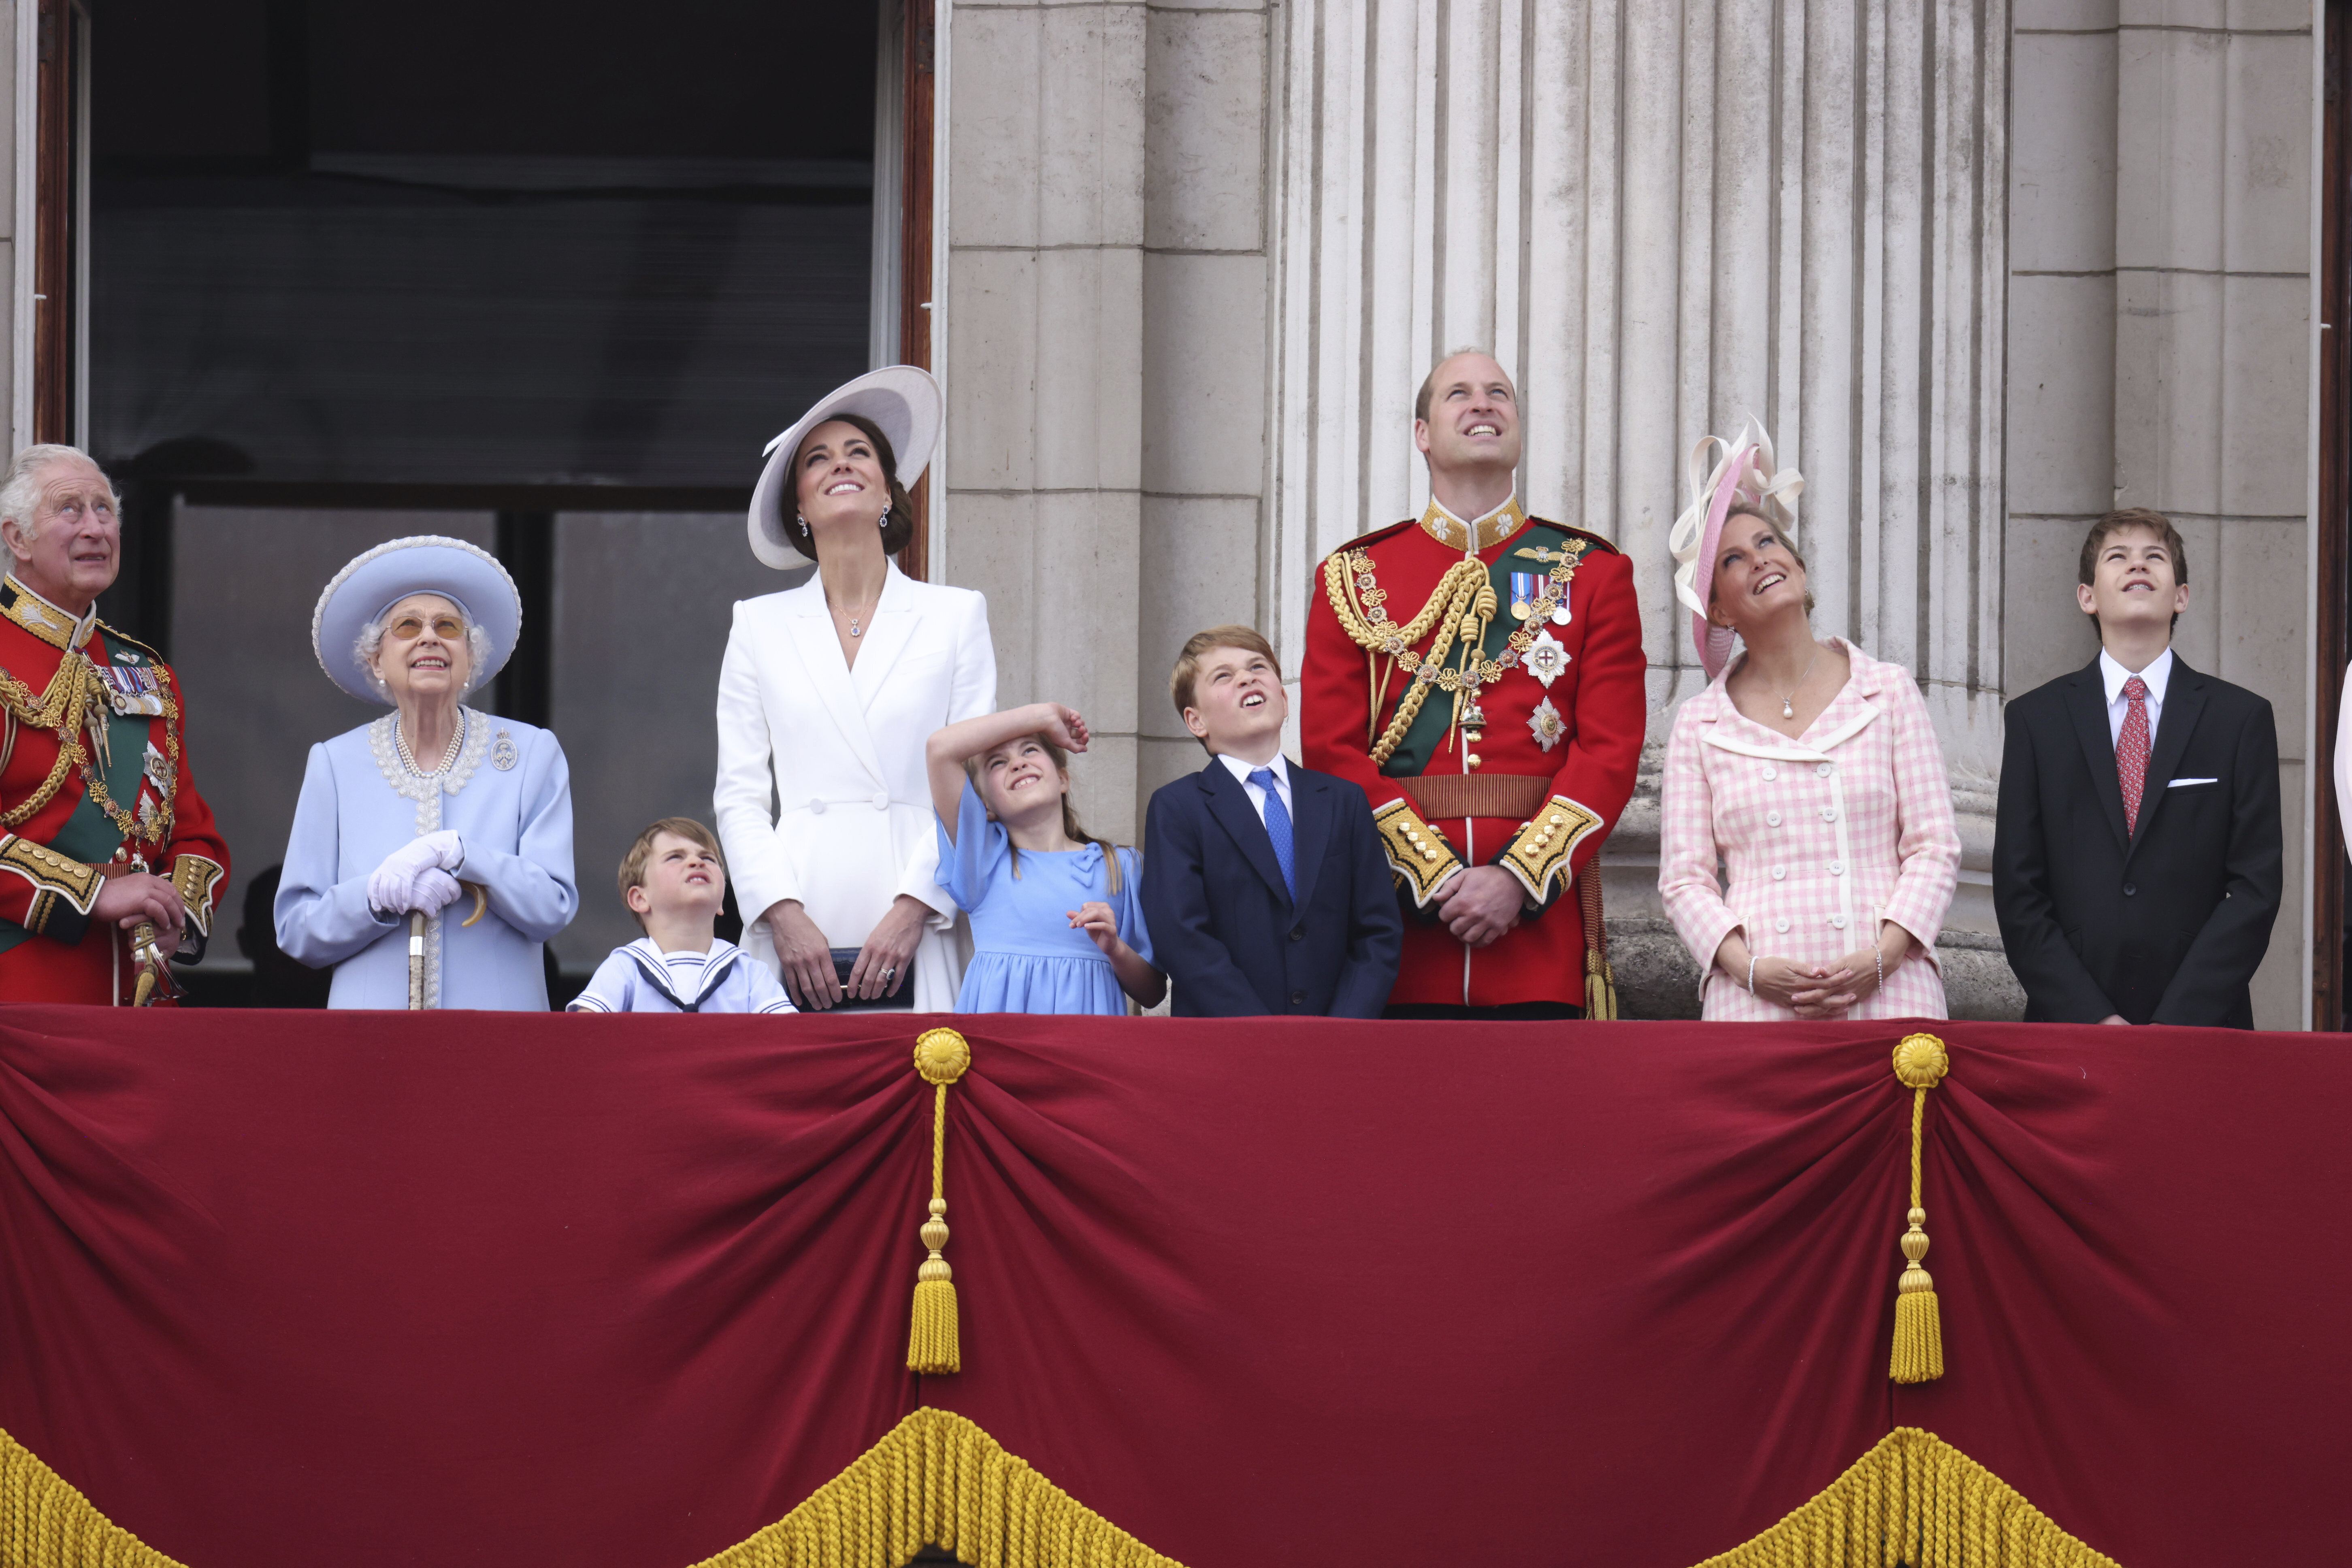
[922,0,2326,1026]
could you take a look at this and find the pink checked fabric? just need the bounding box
[1658,640,1962,1021]
[2117,674,2151,834]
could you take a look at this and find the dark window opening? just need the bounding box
[83,0,885,1003]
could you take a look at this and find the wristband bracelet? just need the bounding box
[1874,948,1884,996]
[1748,954,1759,994]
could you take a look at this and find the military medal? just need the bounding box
[1508,572,1538,622]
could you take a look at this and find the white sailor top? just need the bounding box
[567,937,797,1015]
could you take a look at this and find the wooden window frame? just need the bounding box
[2317,0,2350,1029]
[31,0,87,446]
[894,0,937,582]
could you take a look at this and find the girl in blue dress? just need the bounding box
[927,703,1164,1014]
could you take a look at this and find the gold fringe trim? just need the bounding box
[690,1407,1182,1568]
[1690,1427,2120,1568]
[0,1426,191,1568]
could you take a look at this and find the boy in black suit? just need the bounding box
[1993,509,2281,1027]
[1141,626,1403,1016]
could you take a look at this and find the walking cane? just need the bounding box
[408,883,490,1010]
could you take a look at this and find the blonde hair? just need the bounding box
[968,734,1125,895]
[617,817,726,931]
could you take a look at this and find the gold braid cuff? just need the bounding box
[172,854,226,937]
[0,833,99,912]
[1498,795,1604,905]
[1370,798,1464,907]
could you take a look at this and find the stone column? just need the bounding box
[4,0,25,451]
[938,0,1150,837]
[2007,0,2316,1028]
[1267,0,2015,1014]
[940,0,1277,839]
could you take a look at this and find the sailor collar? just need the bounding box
[621,937,744,1012]
[1418,494,1527,553]
[0,574,99,653]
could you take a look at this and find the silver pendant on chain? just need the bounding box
[1782,699,1795,719]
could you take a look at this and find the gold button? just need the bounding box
[1466,754,1482,770]
[1551,813,1566,824]
[1421,849,1437,862]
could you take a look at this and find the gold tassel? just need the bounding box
[908,1027,972,1375]
[1583,951,1618,1021]
[1577,859,1617,1020]
[1888,1033,1949,1384]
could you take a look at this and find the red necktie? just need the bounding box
[2117,675,2151,835]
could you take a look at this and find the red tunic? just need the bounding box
[0,576,229,1004]
[1300,500,1645,1009]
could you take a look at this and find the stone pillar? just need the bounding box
[940,0,1276,839]
[4,0,24,452]
[938,0,1150,838]
[2006,0,2316,1029]
[1267,0,2016,1014]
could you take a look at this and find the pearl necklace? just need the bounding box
[396,712,466,776]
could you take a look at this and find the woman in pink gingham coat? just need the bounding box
[1657,421,1960,1020]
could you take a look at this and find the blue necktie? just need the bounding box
[1248,767,1296,901]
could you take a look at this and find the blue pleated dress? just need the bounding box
[933,781,1153,1015]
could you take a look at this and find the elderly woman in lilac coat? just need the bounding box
[275,537,577,1009]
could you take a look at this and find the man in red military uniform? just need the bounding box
[1300,352,1644,1017]
[0,445,227,1004]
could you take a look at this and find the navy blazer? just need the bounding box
[1992,654,2282,1027]
[1140,758,1403,1018]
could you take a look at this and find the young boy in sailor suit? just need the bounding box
[568,818,796,1015]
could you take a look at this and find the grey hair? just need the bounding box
[0,444,112,544]
[354,603,496,701]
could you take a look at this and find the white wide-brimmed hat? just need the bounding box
[311,536,522,703]
[1666,415,1804,681]
[747,365,943,568]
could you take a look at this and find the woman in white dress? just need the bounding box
[715,367,995,1010]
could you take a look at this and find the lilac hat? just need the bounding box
[1667,416,1804,680]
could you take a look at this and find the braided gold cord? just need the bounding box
[1321,543,1586,767]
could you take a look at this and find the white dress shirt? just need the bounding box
[1218,751,1294,826]
[2098,646,2173,750]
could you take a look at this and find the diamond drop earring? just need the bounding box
[878,503,891,530]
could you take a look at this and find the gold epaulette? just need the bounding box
[0,833,99,912]
[1499,795,1605,904]
[173,853,226,936]
[1371,797,1463,907]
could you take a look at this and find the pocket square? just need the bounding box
[2168,777,2219,788]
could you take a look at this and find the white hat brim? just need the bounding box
[311,536,523,704]
[748,365,943,569]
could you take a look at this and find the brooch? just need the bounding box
[491,729,520,771]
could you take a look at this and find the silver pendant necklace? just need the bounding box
[1777,648,1822,720]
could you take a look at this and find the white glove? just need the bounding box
[369,831,465,916]
[413,869,464,915]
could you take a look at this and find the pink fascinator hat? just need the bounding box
[1667,415,1804,680]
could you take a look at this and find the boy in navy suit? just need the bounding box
[1993,509,2281,1026]
[1142,626,1403,1016]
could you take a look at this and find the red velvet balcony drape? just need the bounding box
[0,1009,2342,1566]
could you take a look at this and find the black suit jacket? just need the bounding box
[1140,758,1404,1018]
[1992,654,2281,1027]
